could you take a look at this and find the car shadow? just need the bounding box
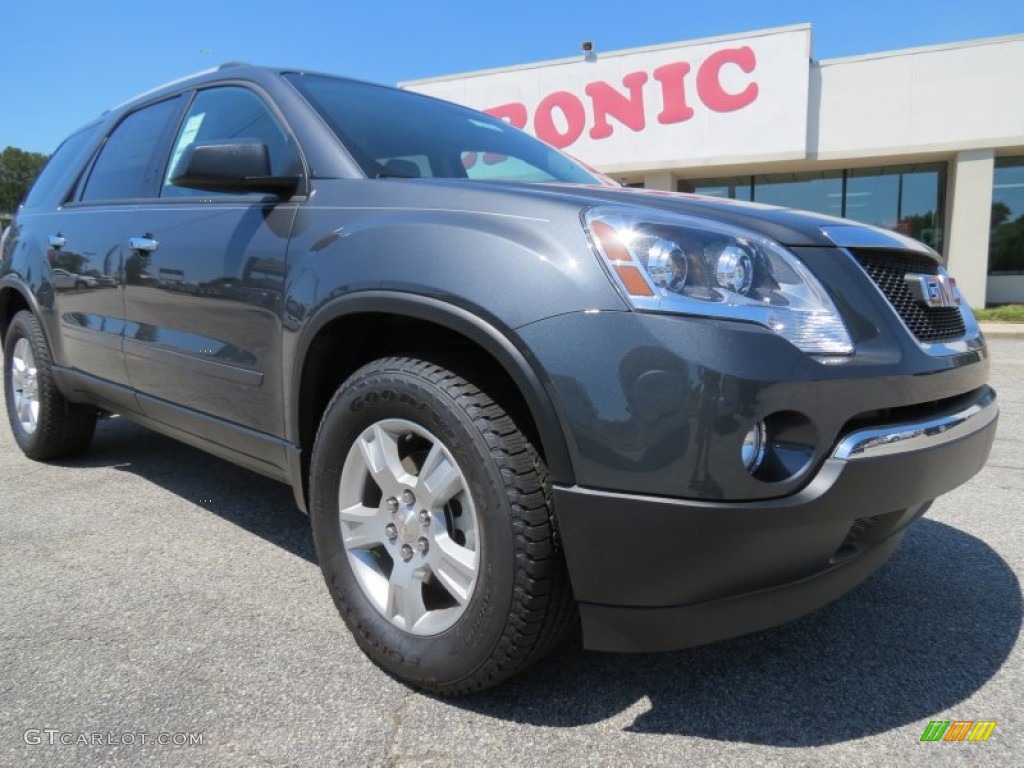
[457,518,1021,745]
[56,415,317,564]
[59,417,1021,747]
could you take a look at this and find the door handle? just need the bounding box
[48,234,66,248]
[128,236,159,252]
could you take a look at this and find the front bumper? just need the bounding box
[555,387,998,652]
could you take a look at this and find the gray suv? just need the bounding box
[0,64,998,694]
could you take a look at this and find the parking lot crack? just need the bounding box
[383,690,414,767]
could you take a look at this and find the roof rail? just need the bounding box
[217,61,250,70]
[108,66,221,112]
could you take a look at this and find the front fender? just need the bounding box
[285,290,576,485]
[284,200,624,329]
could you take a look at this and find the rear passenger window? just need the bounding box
[80,96,183,202]
[21,122,104,210]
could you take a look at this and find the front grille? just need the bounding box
[851,250,966,343]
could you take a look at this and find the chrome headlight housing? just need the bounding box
[585,207,854,356]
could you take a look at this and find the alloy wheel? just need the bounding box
[337,418,480,636]
[10,338,40,435]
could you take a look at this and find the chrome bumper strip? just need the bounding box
[832,389,998,461]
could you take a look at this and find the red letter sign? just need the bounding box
[534,92,586,148]
[696,46,759,112]
[585,71,649,139]
[652,62,695,124]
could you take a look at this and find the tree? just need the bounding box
[990,213,1024,273]
[901,210,942,251]
[0,146,49,214]
[991,201,1011,228]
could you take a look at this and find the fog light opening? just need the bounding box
[741,422,767,474]
[750,411,819,483]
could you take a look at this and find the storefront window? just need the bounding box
[989,157,1024,274]
[847,164,946,252]
[752,170,843,216]
[678,176,752,201]
[679,164,946,251]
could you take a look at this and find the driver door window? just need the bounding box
[162,87,296,198]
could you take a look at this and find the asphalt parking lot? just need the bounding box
[1,339,1022,767]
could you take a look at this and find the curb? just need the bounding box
[980,323,1024,339]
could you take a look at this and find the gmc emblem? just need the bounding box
[905,272,961,309]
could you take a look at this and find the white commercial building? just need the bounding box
[403,25,1024,307]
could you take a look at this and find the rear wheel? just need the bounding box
[3,311,96,459]
[309,356,576,695]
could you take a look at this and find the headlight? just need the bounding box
[585,207,854,356]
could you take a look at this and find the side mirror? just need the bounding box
[170,141,299,195]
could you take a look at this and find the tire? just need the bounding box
[309,356,576,695]
[3,310,96,460]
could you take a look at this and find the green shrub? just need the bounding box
[974,304,1024,322]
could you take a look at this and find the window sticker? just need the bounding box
[165,112,206,185]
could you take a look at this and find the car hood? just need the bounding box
[370,178,937,258]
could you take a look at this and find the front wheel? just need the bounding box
[309,356,576,695]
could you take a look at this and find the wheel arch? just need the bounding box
[289,291,574,511]
[0,280,42,349]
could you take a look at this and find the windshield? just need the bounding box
[284,73,601,185]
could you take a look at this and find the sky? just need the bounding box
[2,0,1022,154]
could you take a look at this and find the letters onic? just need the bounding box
[484,46,760,149]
